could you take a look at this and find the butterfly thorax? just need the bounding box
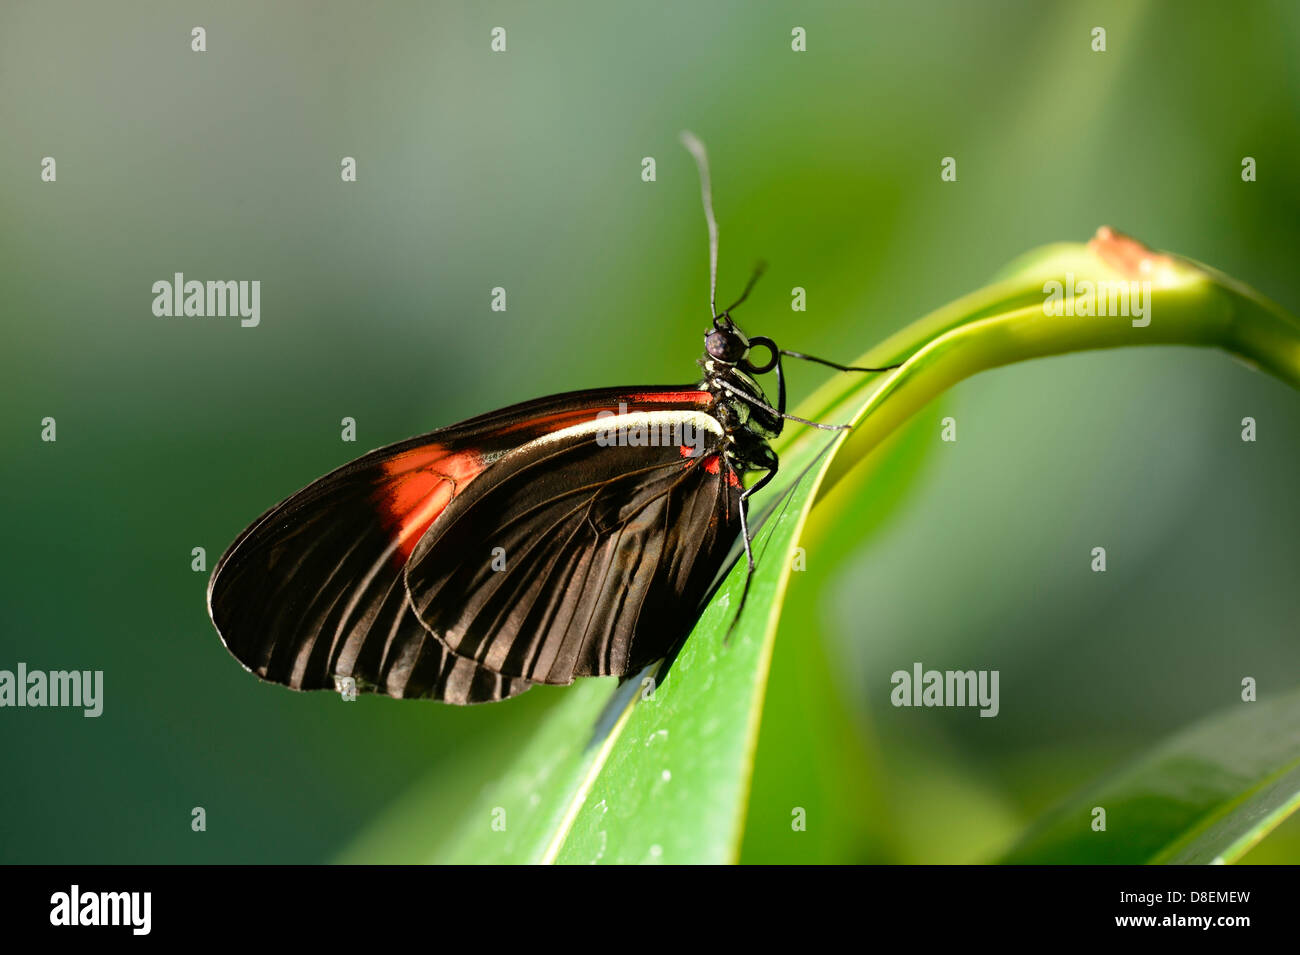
[698,356,781,477]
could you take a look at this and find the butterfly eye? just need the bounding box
[705,327,749,363]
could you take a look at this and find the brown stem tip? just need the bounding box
[1089,226,1181,283]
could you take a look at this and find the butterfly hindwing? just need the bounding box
[403,408,744,685]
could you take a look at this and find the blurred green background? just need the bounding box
[2,0,1297,863]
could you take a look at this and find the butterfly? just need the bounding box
[207,133,900,704]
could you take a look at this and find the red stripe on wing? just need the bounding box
[623,389,715,405]
[376,447,488,560]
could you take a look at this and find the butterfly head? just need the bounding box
[705,316,750,365]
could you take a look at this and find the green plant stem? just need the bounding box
[786,247,1300,500]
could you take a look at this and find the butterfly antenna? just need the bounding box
[720,260,767,320]
[680,130,720,321]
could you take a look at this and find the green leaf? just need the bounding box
[1001,687,1300,864]
[738,421,938,864]
[342,229,1300,864]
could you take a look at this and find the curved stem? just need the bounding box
[773,231,1300,502]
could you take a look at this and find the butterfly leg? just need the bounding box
[725,449,779,641]
[737,465,777,572]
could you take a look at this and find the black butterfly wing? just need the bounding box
[208,386,717,703]
[403,407,744,685]
[207,430,530,703]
